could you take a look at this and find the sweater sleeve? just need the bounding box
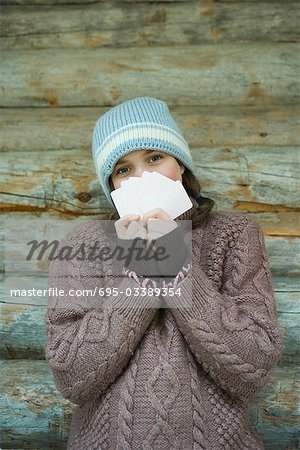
[164,218,283,402]
[45,227,160,406]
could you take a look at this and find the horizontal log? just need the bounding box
[0,359,72,450]
[1,105,299,151]
[0,288,298,363]
[1,44,299,107]
[0,304,46,360]
[250,212,300,237]
[1,0,192,4]
[0,360,298,449]
[264,238,300,276]
[1,0,295,4]
[0,147,299,215]
[272,275,300,293]
[0,209,299,238]
[1,0,294,5]
[1,1,299,50]
[250,364,300,450]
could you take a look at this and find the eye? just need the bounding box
[149,154,163,162]
[115,166,129,175]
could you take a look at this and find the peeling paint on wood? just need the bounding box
[1,45,299,107]
[0,147,299,214]
[1,106,299,151]
[0,360,72,449]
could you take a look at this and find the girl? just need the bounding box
[45,97,282,449]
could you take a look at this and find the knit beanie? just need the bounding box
[92,96,195,205]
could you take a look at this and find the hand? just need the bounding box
[114,214,147,240]
[142,208,178,241]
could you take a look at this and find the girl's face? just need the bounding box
[110,149,185,190]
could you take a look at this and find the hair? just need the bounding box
[102,158,216,230]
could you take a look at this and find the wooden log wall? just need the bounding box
[1,0,299,448]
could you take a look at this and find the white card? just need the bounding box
[110,187,128,218]
[137,172,176,213]
[122,177,140,214]
[110,171,192,219]
[111,178,144,217]
[140,176,192,219]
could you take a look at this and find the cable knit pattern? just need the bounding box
[164,216,283,403]
[68,389,111,450]
[144,317,181,449]
[45,199,282,449]
[117,348,141,450]
[186,347,206,450]
[206,382,247,449]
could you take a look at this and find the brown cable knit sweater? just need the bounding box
[45,198,282,449]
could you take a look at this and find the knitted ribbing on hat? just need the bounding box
[92,97,195,205]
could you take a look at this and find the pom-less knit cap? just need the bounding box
[92,96,195,205]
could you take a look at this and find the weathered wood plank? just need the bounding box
[252,212,300,238]
[1,1,299,50]
[0,288,298,363]
[0,210,299,237]
[272,276,300,293]
[0,304,46,359]
[0,147,299,214]
[1,0,193,4]
[1,45,299,107]
[1,0,294,4]
[250,364,300,450]
[1,106,299,151]
[0,359,72,450]
[0,360,298,449]
[263,238,300,277]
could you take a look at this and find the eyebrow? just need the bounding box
[114,150,156,168]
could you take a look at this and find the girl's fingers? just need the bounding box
[114,214,140,233]
[125,220,141,238]
[114,214,147,239]
[142,208,171,221]
[121,214,141,224]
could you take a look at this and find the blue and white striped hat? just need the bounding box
[92,96,195,205]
